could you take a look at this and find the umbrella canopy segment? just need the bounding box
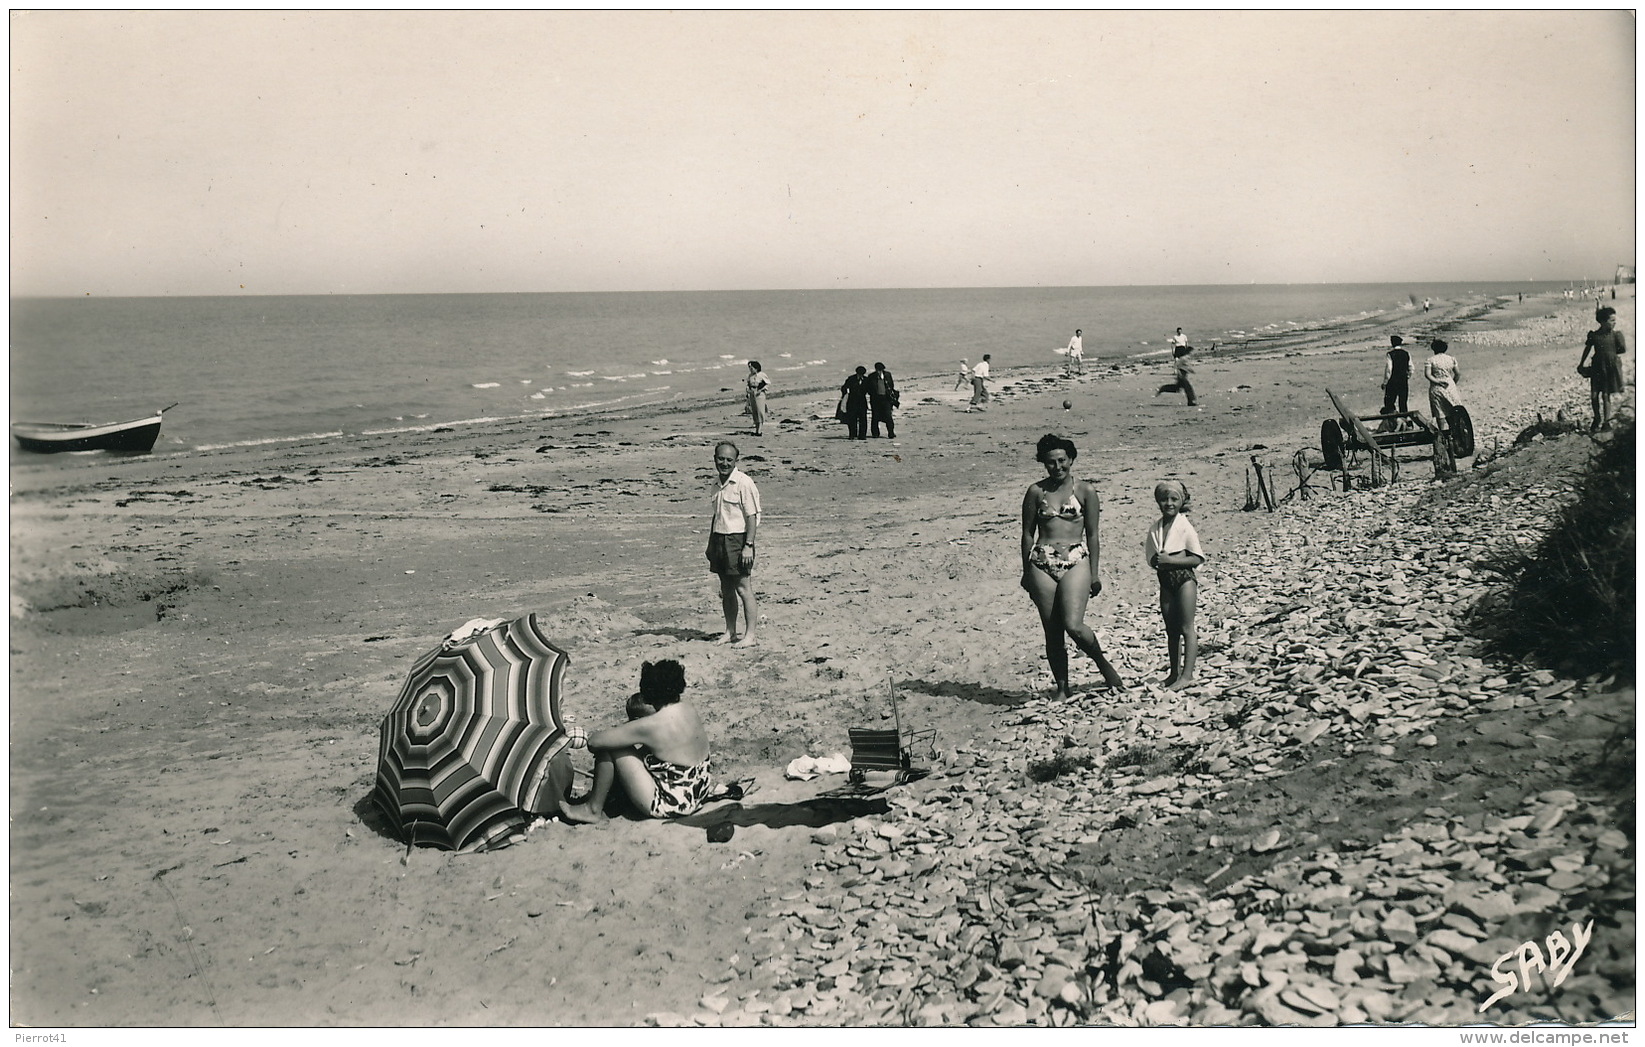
[373,613,572,852]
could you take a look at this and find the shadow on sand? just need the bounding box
[353,793,406,843]
[901,678,1028,708]
[631,626,720,642]
[670,793,891,834]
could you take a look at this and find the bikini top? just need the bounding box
[1038,490,1084,522]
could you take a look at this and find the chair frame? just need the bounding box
[847,676,936,785]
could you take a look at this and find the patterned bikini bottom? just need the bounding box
[1030,540,1089,582]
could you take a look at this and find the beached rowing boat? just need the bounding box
[12,404,177,454]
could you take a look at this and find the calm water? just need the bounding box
[10,282,1568,455]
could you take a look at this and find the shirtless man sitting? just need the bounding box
[561,659,711,824]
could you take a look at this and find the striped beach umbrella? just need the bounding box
[373,614,572,852]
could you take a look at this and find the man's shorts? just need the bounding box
[707,531,752,576]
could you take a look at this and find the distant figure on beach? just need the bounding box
[1145,480,1205,690]
[1020,434,1124,699]
[968,354,992,412]
[744,361,769,437]
[560,659,712,825]
[1423,339,1463,433]
[840,366,870,440]
[1378,335,1412,431]
[955,358,971,391]
[1156,343,1198,405]
[1171,327,1189,352]
[707,441,760,646]
[1578,306,1627,432]
[868,362,897,438]
[1424,298,1432,313]
[1065,329,1084,375]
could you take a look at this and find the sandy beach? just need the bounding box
[9,291,1633,1027]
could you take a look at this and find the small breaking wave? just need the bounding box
[196,431,346,451]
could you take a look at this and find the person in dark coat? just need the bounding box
[1378,335,1412,431]
[840,366,870,440]
[868,362,897,438]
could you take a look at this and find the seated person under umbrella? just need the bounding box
[560,658,711,824]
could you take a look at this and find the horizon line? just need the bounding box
[9,276,1619,301]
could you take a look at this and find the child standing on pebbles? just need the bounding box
[1144,480,1205,690]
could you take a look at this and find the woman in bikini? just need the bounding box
[1020,433,1125,699]
[560,659,712,824]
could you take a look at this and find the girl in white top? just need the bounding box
[1144,480,1206,689]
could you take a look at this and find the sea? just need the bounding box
[9,281,1573,458]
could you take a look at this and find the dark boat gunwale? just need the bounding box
[11,406,172,455]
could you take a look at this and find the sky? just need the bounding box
[8,9,1637,297]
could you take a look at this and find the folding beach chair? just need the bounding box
[848,676,936,786]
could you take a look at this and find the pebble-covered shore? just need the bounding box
[649,387,1634,1028]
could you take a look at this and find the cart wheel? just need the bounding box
[1320,419,1345,471]
[1446,405,1475,458]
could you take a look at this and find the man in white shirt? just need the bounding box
[1065,330,1084,375]
[969,354,993,411]
[706,441,761,647]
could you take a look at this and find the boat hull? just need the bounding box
[12,415,164,454]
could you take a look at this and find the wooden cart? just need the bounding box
[1319,388,1474,485]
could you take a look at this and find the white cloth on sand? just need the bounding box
[443,617,508,648]
[785,753,852,780]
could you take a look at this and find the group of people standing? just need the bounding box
[1019,433,1205,697]
[562,425,1210,827]
[743,358,903,440]
[838,362,899,439]
[1376,333,1463,434]
[956,354,993,411]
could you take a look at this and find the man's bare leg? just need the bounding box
[731,575,758,646]
[716,575,739,642]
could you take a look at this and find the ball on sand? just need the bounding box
[1062,399,1072,410]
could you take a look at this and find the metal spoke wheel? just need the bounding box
[1445,404,1475,458]
[1320,418,1347,471]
